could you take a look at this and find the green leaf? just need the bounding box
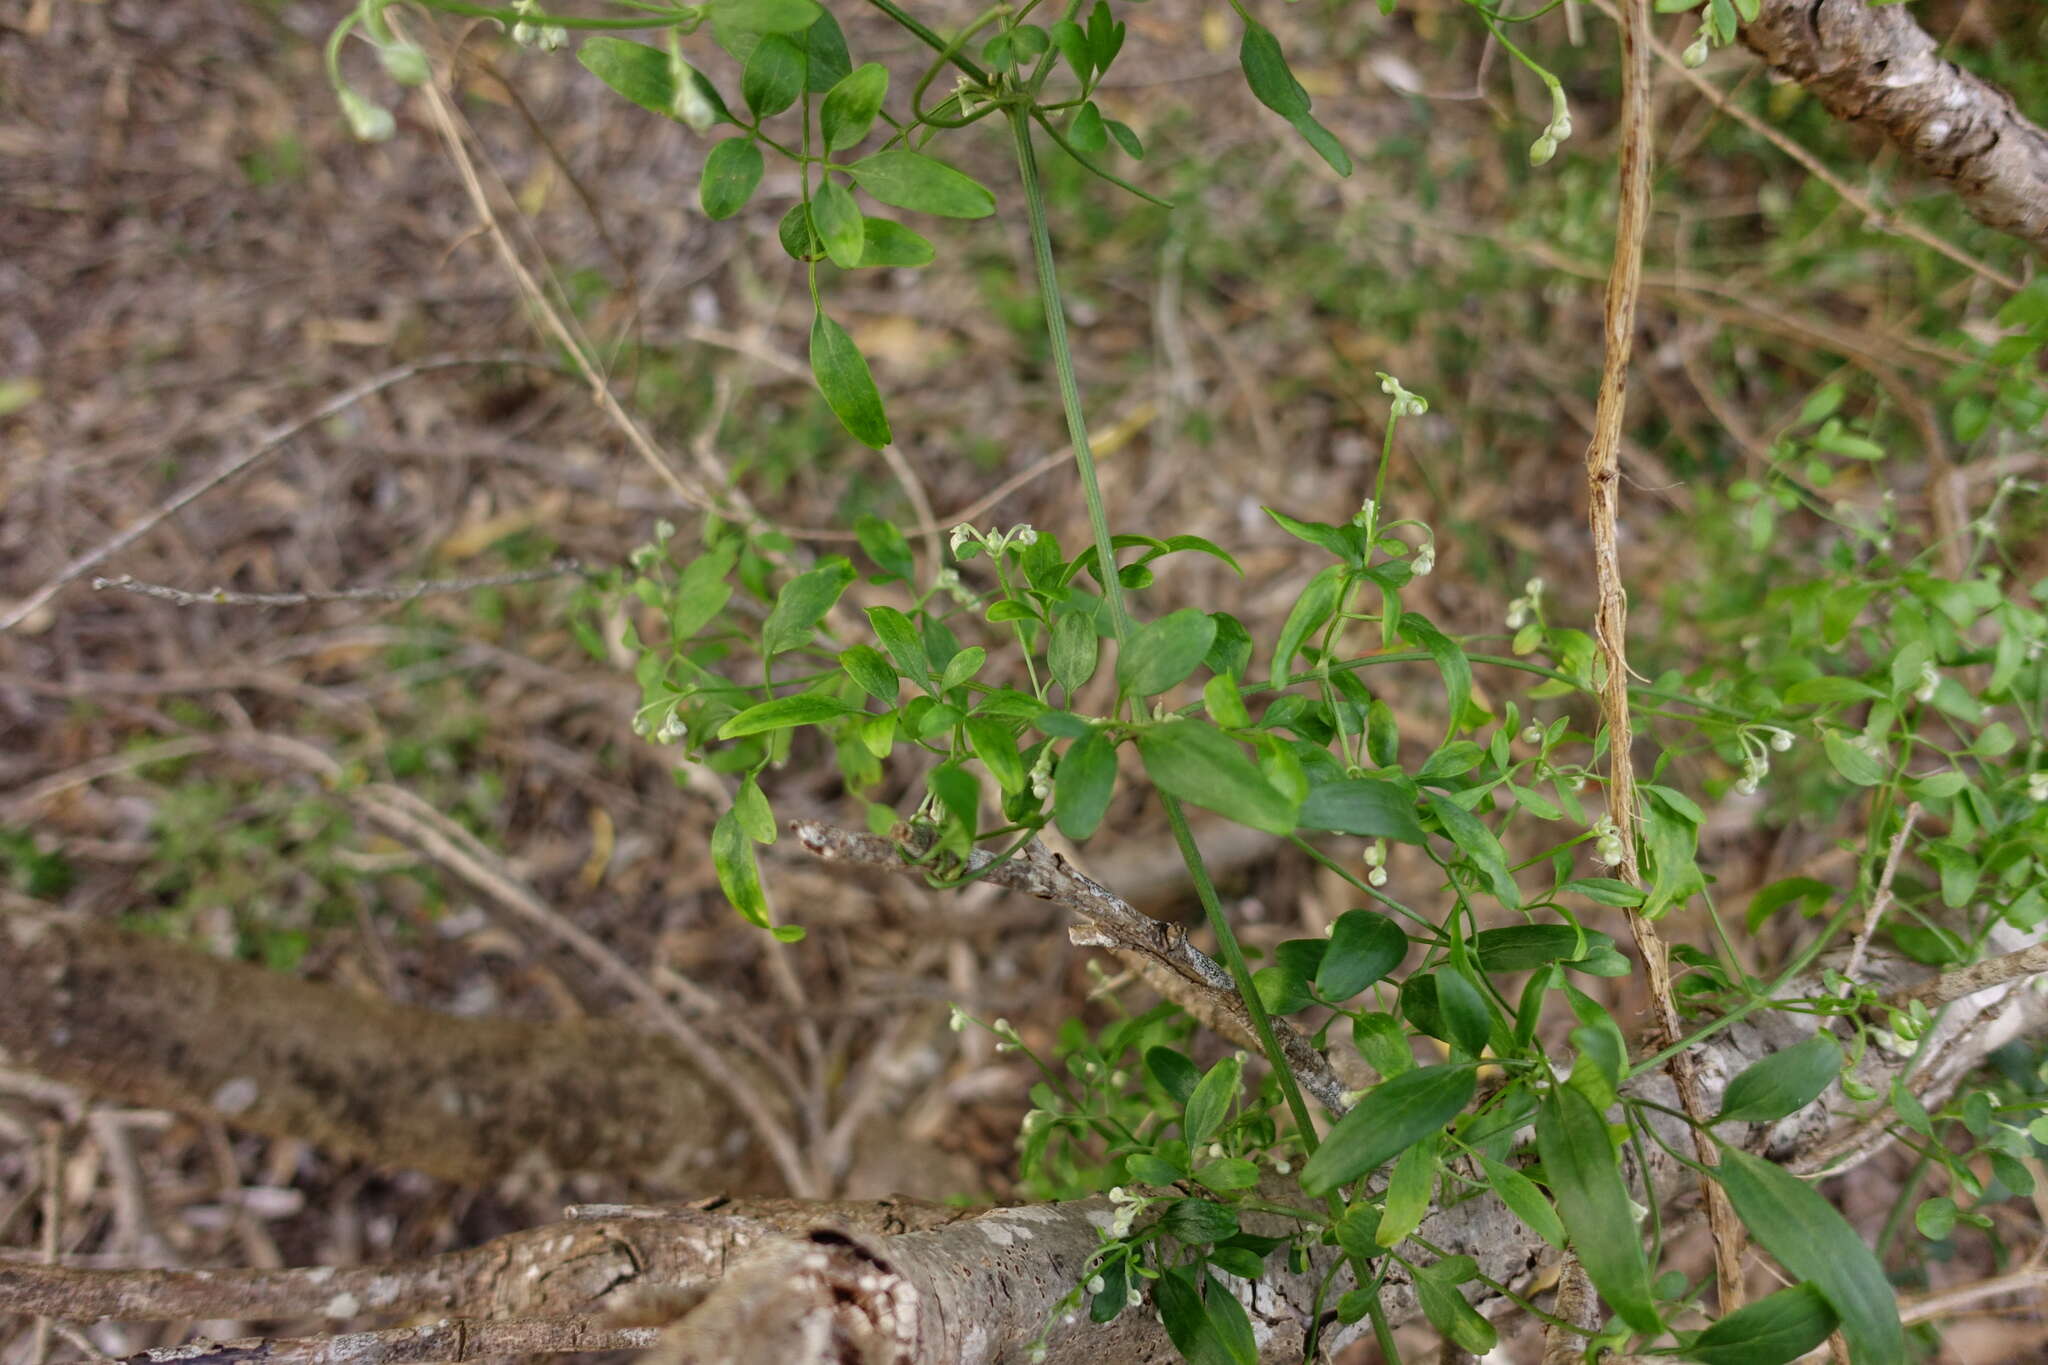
[1049,610,1100,693]
[964,715,1025,794]
[856,217,935,267]
[1195,1157,1261,1192]
[1376,1134,1438,1247]
[801,8,851,90]
[939,645,986,693]
[1711,1145,1905,1364]
[847,149,997,218]
[1069,100,1108,154]
[734,774,777,843]
[1823,731,1887,786]
[839,645,898,702]
[578,38,730,124]
[1146,1045,1200,1105]
[1684,1282,1838,1365]
[1238,21,1309,119]
[719,691,861,738]
[1434,969,1492,1056]
[1136,721,1299,836]
[1161,1197,1239,1245]
[810,178,864,268]
[740,33,806,118]
[1203,673,1251,730]
[1118,607,1217,698]
[777,201,821,261]
[712,806,770,927]
[710,0,824,34]
[1155,1268,1254,1365]
[1474,924,1617,973]
[1715,1032,1842,1125]
[1426,792,1520,908]
[1271,563,1345,687]
[1784,676,1883,705]
[670,546,737,641]
[853,514,913,581]
[865,606,927,687]
[1477,1154,1567,1250]
[1558,877,1644,908]
[1184,1055,1242,1149]
[811,310,892,448]
[1050,18,1091,83]
[1398,615,1471,745]
[820,62,887,152]
[1289,111,1352,176]
[762,558,854,656]
[1413,1256,1497,1354]
[699,137,764,220]
[1299,776,1426,843]
[1314,909,1408,1001]
[1106,118,1143,158]
[1299,1064,1476,1195]
[1537,1084,1660,1334]
[1054,730,1117,839]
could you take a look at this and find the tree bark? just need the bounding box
[1743,0,2048,251]
[10,932,2043,1363]
[0,914,782,1191]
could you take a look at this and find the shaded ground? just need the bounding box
[3,0,2045,1360]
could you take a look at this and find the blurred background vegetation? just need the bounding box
[1,0,2043,1358]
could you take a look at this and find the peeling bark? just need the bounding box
[1742,0,2048,250]
[0,913,781,1190]
[10,942,2043,1363]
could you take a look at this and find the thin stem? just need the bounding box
[1163,798,1320,1147]
[1007,106,1130,646]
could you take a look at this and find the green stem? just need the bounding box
[1006,106,1130,647]
[1163,796,1321,1148]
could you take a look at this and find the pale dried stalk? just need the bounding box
[0,354,552,634]
[1575,0,1747,1326]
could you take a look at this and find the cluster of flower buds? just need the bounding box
[1529,83,1574,165]
[1592,816,1625,867]
[511,0,568,50]
[1105,1185,1151,1237]
[1027,744,1056,803]
[950,522,1039,559]
[1364,839,1389,888]
[1505,577,1545,630]
[666,31,718,130]
[1378,372,1429,419]
[1730,725,1794,797]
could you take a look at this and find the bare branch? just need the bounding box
[789,821,1351,1115]
[119,1318,660,1365]
[1887,938,2048,1011]
[1743,0,2048,253]
[0,354,559,634]
[89,562,586,609]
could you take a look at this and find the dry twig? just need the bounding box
[89,562,585,609]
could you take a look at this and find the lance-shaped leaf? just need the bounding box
[1299,1064,1476,1196]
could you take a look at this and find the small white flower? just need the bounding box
[1521,725,1544,746]
[2026,772,2048,803]
[1011,525,1038,548]
[1682,30,1711,67]
[1087,1276,1107,1296]
[657,712,688,744]
[1505,601,1529,630]
[1412,544,1435,575]
[1525,577,1545,600]
[949,1006,971,1032]
[667,53,717,130]
[1528,133,1558,166]
[1367,867,1388,887]
[338,88,396,143]
[1274,1160,1291,1175]
[949,524,974,555]
[1208,1143,1224,1159]
[1768,728,1794,753]
[1364,840,1386,868]
[1914,661,1939,704]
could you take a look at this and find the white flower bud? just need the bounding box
[1529,133,1558,166]
[1368,866,1388,887]
[1413,544,1435,574]
[338,88,396,142]
[1521,725,1544,745]
[1683,32,1711,67]
[1087,1276,1106,1295]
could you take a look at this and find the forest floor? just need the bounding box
[2,0,2044,1360]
